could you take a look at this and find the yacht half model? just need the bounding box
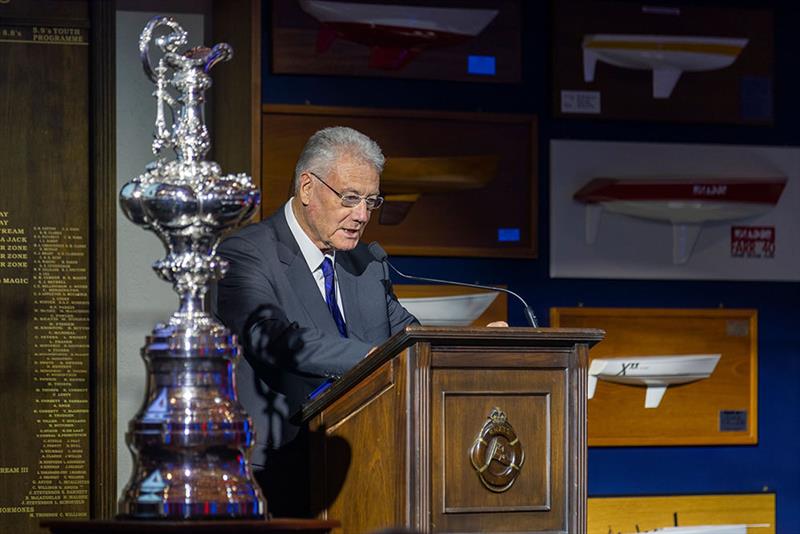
[300,0,499,69]
[573,177,787,264]
[582,34,748,98]
[626,524,769,534]
[588,354,721,408]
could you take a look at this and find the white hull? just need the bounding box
[589,354,721,408]
[300,0,498,36]
[583,34,748,98]
[575,178,786,265]
[629,524,769,534]
[398,292,497,326]
[588,199,775,264]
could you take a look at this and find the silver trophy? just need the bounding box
[118,16,264,519]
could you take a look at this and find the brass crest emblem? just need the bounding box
[469,407,525,492]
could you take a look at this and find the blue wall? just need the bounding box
[262,1,799,529]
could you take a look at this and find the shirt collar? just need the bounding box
[284,198,334,272]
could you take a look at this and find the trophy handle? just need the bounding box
[139,16,187,83]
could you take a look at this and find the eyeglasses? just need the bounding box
[308,171,384,211]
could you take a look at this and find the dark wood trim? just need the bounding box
[89,0,117,519]
[211,0,262,220]
[263,103,537,124]
[410,344,432,532]
[300,326,604,423]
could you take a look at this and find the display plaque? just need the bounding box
[0,5,93,532]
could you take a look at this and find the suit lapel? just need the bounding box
[272,209,341,337]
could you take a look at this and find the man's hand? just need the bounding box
[486,321,509,327]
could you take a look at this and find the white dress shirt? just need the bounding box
[284,199,346,322]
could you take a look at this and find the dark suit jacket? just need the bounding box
[216,207,417,456]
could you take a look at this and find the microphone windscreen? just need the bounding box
[368,241,388,262]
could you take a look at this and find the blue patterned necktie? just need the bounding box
[320,257,347,338]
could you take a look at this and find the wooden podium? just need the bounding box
[300,326,603,533]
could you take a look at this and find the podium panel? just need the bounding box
[303,327,603,534]
[433,367,565,531]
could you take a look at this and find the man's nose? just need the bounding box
[351,199,369,222]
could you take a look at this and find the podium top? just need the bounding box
[300,325,603,422]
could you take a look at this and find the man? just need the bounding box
[216,126,418,517]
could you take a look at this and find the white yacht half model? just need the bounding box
[398,292,498,326]
[582,34,749,98]
[588,354,721,408]
[626,524,769,534]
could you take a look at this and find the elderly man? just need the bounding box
[216,126,418,517]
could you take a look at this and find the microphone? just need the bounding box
[368,242,539,328]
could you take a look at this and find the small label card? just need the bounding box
[720,410,748,432]
[561,90,601,114]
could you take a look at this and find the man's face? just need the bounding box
[298,152,380,252]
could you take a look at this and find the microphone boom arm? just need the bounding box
[368,242,538,328]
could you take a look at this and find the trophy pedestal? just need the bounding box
[41,519,340,534]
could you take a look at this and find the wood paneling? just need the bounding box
[551,307,757,446]
[587,493,775,534]
[310,358,408,533]
[212,0,262,222]
[432,372,562,524]
[261,105,537,258]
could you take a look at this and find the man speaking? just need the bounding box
[216,126,418,516]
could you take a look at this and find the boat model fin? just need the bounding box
[585,204,603,244]
[379,194,419,225]
[315,25,339,53]
[588,375,598,399]
[370,46,420,70]
[645,385,668,408]
[672,223,702,264]
[653,67,682,98]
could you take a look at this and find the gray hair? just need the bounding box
[293,126,385,193]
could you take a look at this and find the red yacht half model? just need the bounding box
[573,177,787,264]
[299,0,499,69]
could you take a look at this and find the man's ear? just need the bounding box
[298,172,313,205]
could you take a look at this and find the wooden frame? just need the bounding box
[262,104,538,258]
[552,0,775,124]
[270,0,522,83]
[89,0,117,518]
[588,493,775,534]
[551,307,758,446]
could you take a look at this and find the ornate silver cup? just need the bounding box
[118,16,265,519]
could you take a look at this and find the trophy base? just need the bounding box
[41,518,340,533]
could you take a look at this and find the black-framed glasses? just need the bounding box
[308,171,384,211]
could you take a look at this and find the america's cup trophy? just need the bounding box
[118,16,265,518]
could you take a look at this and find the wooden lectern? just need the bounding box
[300,326,603,533]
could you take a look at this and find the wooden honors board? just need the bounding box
[0,0,116,528]
[551,308,757,446]
[0,5,92,531]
